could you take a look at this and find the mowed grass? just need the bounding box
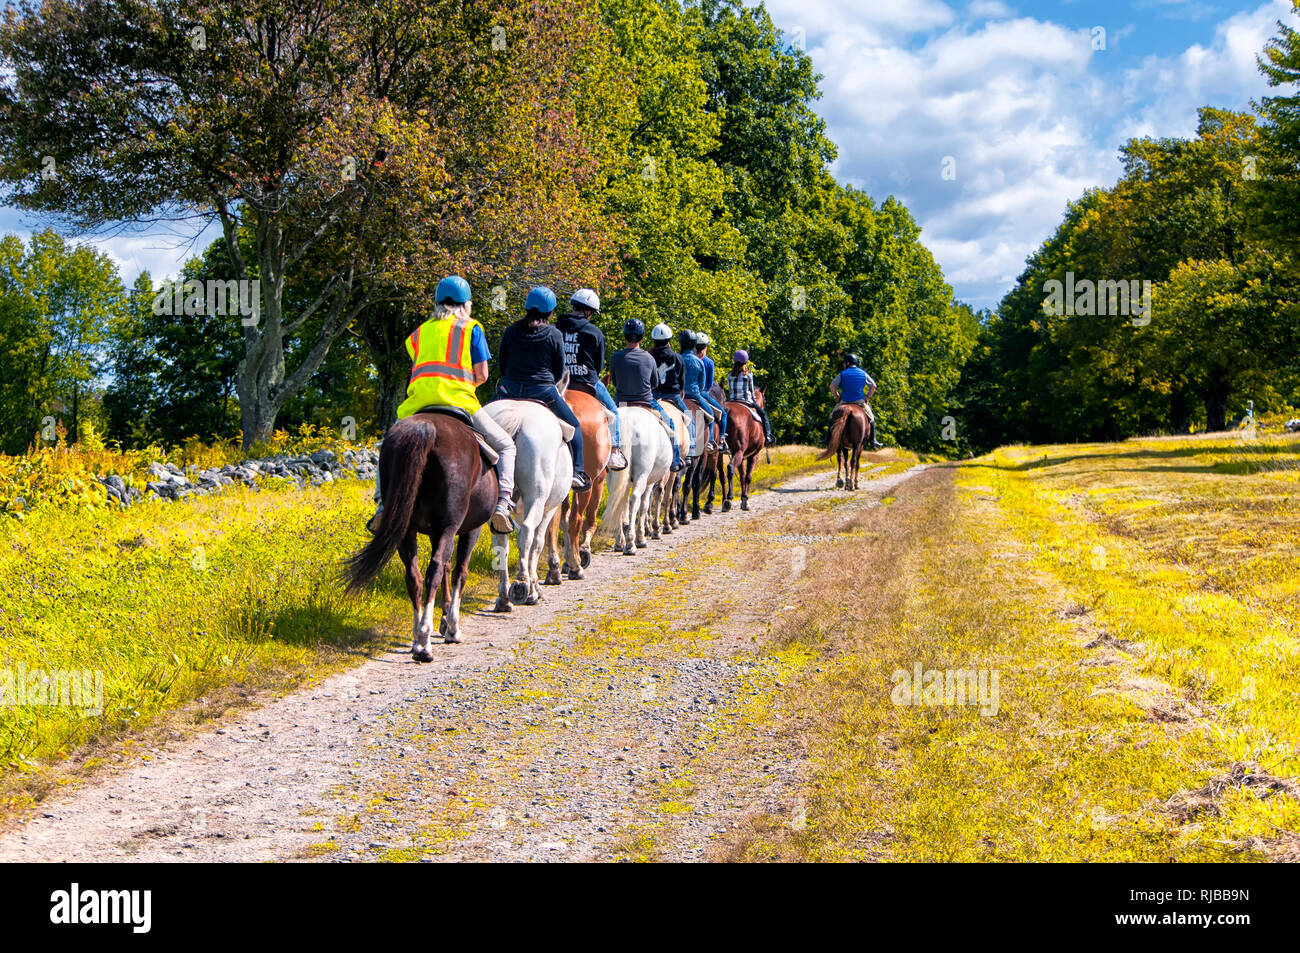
[734,434,1300,862]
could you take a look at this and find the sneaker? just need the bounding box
[490,498,516,534]
[572,471,592,491]
[670,458,684,473]
[608,447,629,471]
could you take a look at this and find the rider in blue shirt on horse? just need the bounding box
[831,353,881,449]
[683,331,726,451]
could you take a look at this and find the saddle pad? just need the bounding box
[476,434,499,466]
[485,400,576,442]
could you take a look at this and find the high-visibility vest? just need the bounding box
[396,315,484,418]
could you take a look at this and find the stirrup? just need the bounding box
[366,508,382,534]
[572,471,592,491]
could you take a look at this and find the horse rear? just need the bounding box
[344,413,495,660]
[548,385,611,582]
[723,390,766,511]
[823,404,868,490]
[601,405,671,554]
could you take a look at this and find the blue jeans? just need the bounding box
[657,393,696,451]
[687,388,726,444]
[494,380,586,475]
[593,380,621,447]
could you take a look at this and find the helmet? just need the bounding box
[570,288,600,313]
[623,318,645,341]
[525,286,557,314]
[650,322,672,342]
[435,275,471,305]
[845,353,860,367]
[696,332,710,346]
[733,349,749,364]
[677,329,697,350]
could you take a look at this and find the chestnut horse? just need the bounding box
[723,388,766,512]
[697,382,729,516]
[821,403,868,490]
[546,384,612,582]
[345,410,496,660]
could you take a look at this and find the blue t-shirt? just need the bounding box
[469,325,491,364]
[702,354,716,390]
[834,367,872,403]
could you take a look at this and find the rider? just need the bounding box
[609,319,684,472]
[832,353,882,449]
[494,286,592,491]
[648,323,696,454]
[681,330,722,451]
[689,333,727,448]
[555,289,629,472]
[370,275,517,536]
[727,350,775,447]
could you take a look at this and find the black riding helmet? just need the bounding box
[845,353,860,367]
[678,328,697,350]
[623,318,645,341]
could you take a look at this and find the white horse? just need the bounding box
[648,402,694,538]
[481,376,575,609]
[600,404,672,554]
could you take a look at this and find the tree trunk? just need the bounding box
[1169,391,1191,435]
[359,300,413,434]
[1204,378,1230,433]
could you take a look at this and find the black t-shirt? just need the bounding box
[498,319,566,387]
[554,313,605,389]
[648,344,684,396]
[609,347,657,404]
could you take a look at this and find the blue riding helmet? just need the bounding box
[435,275,472,304]
[623,318,645,340]
[525,286,557,314]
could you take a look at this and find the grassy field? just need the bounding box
[735,432,1300,861]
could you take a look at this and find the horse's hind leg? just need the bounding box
[543,507,563,586]
[441,527,480,644]
[836,448,845,488]
[413,528,456,662]
[491,531,512,613]
[400,533,424,652]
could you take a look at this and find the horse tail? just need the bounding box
[345,420,437,593]
[599,463,631,539]
[820,410,848,460]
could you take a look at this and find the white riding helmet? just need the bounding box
[650,322,673,342]
[697,332,710,346]
[570,288,600,313]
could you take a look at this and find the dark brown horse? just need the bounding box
[821,403,868,490]
[697,382,729,516]
[345,411,496,661]
[723,388,765,512]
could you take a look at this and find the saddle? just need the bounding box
[620,401,675,439]
[733,403,763,424]
[833,400,874,422]
[414,405,498,465]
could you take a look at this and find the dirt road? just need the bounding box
[0,463,922,862]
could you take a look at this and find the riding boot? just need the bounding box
[671,447,684,472]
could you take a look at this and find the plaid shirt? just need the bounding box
[728,370,756,404]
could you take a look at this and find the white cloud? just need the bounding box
[757,0,1292,308]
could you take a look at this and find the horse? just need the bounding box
[821,403,868,490]
[723,388,766,512]
[677,399,712,523]
[600,403,672,554]
[545,382,613,582]
[480,374,574,610]
[344,410,495,660]
[648,401,693,538]
[698,382,729,516]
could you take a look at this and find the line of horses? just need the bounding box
[344,377,777,661]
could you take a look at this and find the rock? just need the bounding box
[310,450,336,466]
[146,481,174,498]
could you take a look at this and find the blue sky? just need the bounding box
[1,0,1295,311]
[755,0,1298,308]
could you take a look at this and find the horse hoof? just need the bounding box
[722,501,731,512]
[543,569,562,586]
[525,593,540,606]
[836,478,844,488]
[493,597,512,613]
[741,500,749,511]
[412,647,434,663]
[508,582,530,604]
[691,509,700,520]
[443,632,462,645]
[622,546,634,556]
[580,549,592,569]
[703,505,712,515]
[566,566,584,580]
[636,540,648,549]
